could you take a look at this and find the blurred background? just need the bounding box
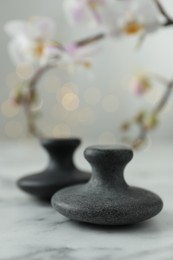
[0,0,173,144]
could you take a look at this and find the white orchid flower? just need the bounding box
[64,0,109,25]
[5,17,56,65]
[109,0,162,36]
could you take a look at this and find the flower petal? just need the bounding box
[8,39,28,64]
[30,17,56,40]
[110,0,161,36]
[63,0,89,24]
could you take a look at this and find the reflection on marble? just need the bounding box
[0,140,173,260]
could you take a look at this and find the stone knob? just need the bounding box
[84,145,133,190]
[52,145,163,225]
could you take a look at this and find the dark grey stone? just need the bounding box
[17,138,90,201]
[52,145,163,225]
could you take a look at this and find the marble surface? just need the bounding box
[0,139,173,260]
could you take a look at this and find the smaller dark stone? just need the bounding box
[17,138,90,201]
[52,145,163,225]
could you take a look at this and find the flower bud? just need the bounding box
[130,74,151,95]
[144,114,158,130]
[120,122,131,131]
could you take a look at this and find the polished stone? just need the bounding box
[52,145,163,225]
[17,139,90,200]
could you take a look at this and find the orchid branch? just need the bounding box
[76,33,105,47]
[23,64,57,137]
[154,0,173,26]
[132,78,173,149]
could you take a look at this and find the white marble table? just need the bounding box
[0,139,173,260]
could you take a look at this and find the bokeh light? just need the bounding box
[31,99,44,112]
[60,82,79,96]
[62,92,80,111]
